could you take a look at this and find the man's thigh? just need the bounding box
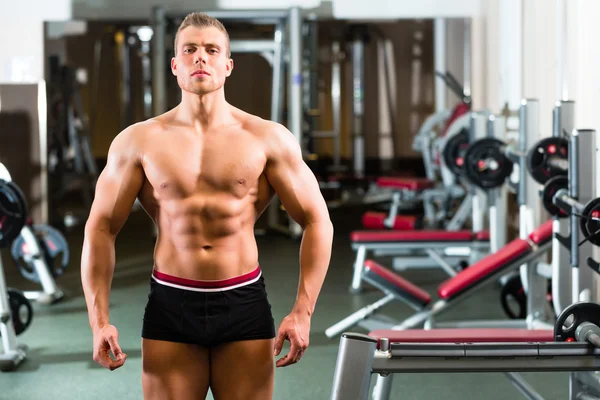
[210,339,275,400]
[142,338,210,400]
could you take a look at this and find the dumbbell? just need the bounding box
[459,136,569,189]
[541,176,600,247]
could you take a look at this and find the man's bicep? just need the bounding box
[86,142,144,236]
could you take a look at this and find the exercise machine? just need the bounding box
[330,126,600,399]
[0,177,35,372]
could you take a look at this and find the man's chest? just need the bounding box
[142,132,267,198]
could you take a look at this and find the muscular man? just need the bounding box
[81,12,333,399]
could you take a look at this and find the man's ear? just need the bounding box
[226,58,234,77]
[171,57,177,76]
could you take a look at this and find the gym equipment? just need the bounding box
[462,136,568,190]
[526,136,569,185]
[0,180,28,248]
[47,57,99,229]
[325,220,553,338]
[499,274,527,319]
[5,289,33,336]
[541,175,569,218]
[554,301,600,343]
[441,128,470,177]
[11,224,70,283]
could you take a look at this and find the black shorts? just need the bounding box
[141,266,276,348]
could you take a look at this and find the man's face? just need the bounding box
[171,26,233,95]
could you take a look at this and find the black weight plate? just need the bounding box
[580,198,600,247]
[541,176,569,218]
[0,180,28,248]
[11,224,70,283]
[554,301,600,342]
[526,137,569,184]
[7,288,33,336]
[463,138,513,189]
[500,275,527,319]
[442,129,470,176]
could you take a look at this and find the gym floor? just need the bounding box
[0,206,570,400]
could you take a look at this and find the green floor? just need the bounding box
[0,207,571,399]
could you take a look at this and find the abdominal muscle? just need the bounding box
[147,192,261,281]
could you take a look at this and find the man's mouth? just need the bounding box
[192,70,210,77]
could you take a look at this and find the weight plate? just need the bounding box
[0,180,28,248]
[526,137,569,184]
[11,224,70,283]
[442,129,470,176]
[463,138,513,189]
[554,301,600,342]
[541,176,569,218]
[580,198,600,247]
[500,275,527,319]
[7,288,33,336]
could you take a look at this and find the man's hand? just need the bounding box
[273,310,311,367]
[93,325,127,371]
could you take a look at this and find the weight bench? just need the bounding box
[330,328,600,400]
[361,175,469,231]
[349,229,491,291]
[326,220,553,338]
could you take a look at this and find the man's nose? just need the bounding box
[194,51,207,64]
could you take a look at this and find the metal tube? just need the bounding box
[270,26,283,123]
[434,18,447,112]
[288,6,302,144]
[169,10,290,23]
[463,18,472,98]
[570,133,580,278]
[352,29,365,178]
[330,333,377,400]
[331,41,342,169]
[151,6,167,116]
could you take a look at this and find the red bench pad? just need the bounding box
[351,230,475,243]
[475,231,490,241]
[369,328,554,345]
[364,260,431,306]
[437,238,531,299]
[361,212,419,230]
[376,177,435,190]
[529,220,554,245]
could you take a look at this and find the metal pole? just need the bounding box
[434,18,447,112]
[469,112,488,234]
[552,100,575,316]
[571,129,598,302]
[463,18,472,99]
[488,114,507,253]
[288,6,303,145]
[351,27,366,178]
[151,6,167,116]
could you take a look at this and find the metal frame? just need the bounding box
[330,333,600,400]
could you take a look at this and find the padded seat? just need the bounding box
[376,177,436,191]
[529,220,554,245]
[361,212,420,230]
[437,238,532,299]
[364,260,431,307]
[351,230,476,243]
[369,328,554,346]
[475,231,490,241]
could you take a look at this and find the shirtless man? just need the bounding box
[81,12,333,399]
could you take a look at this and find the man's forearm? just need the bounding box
[294,220,334,316]
[81,229,117,332]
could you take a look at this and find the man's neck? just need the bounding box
[177,89,232,131]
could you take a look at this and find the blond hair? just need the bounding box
[174,12,231,57]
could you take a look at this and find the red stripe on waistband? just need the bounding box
[152,266,261,289]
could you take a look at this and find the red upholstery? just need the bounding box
[351,230,475,243]
[437,238,531,299]
[529,220,554,245]
[475,231,490,241]
[376,177,435,191]
[369,328,554,345]
[364,260,431,305]
[361,212,418,230]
